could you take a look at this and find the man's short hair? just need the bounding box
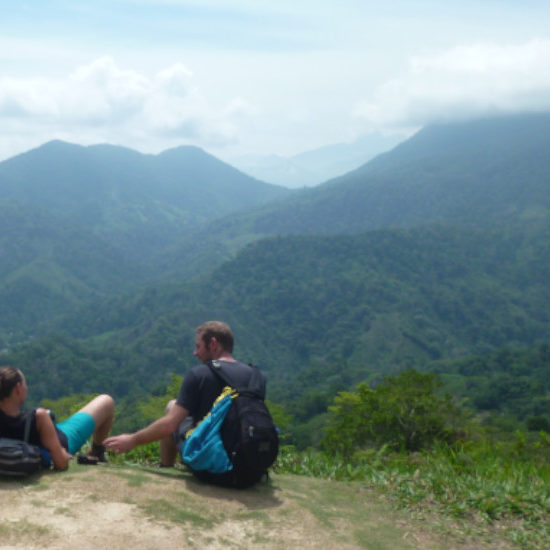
[196,321,234,353]
[0,366,23,400]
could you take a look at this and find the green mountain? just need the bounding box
[195,113,550,243]
[429,343,550,427]
[0,201,146,341]
[0,141,290,339]
[0,140,290,255]
[3,113,550,434]
[10,217,550,411]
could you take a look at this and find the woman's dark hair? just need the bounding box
[0,366,24,400]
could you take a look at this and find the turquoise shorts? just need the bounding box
[56,412,96,455]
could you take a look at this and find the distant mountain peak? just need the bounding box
[230,132,406,188]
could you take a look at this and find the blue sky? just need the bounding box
[1,1,550,162]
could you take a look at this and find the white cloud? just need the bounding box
[354,39,550,131]
[155,63,194,95]
[0,77,60,118]
[223,97,258,118]
[0,56,248,157]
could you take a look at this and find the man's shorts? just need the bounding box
[56,412,96,455]
[173,416,194,455]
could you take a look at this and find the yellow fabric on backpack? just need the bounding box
[185,386,238,440]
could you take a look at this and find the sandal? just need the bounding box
[77,454,99,465]
[90,443,108,463]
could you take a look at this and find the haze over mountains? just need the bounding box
[2,112,550,421]
[214,113,550,239]
[230,132,406,188]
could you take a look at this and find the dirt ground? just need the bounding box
[0,463,513,550]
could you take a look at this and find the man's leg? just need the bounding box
[160,399,178,466]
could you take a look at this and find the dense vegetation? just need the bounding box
[5,215,549,422]
[1,112,550,455]
[428,343,550,432]
[279,368,550,550]
[4,113,550,343]
[2,113,550,548]
[0,140,289,339]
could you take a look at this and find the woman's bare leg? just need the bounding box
[78,394,115,445]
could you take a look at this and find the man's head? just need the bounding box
[0,366,26,402]
[194,321,234,363]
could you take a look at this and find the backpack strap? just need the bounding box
[23,412,33,443]
[207,361,265,398]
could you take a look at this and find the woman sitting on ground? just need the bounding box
[0,365,114,470]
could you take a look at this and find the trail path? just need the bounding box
[0,464,511,549]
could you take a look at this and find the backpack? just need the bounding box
[0,413,43,477]
[182,361,279,489]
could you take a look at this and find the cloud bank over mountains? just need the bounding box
[1,1,550,162]
[356,39,550,131]
[0,56,247,158]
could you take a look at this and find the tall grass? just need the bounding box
[108,441,161,466]
[273,433,550,548]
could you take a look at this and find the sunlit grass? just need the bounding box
[273,435,550,549]
[105,429,550,548]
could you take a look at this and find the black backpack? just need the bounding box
[192,361,279,489]
[0,413,43,477]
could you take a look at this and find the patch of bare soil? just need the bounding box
[0,463,513,550]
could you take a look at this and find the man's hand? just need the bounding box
[103,404,188,455]
[103,433,136,454]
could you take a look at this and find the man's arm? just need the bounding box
[35,408,72,470]
[104,403,188,454]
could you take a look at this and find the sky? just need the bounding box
[1,0,550,163]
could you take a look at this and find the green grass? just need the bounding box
[273,435,550,550]
[109,469,162,487]
[139,497,218,528]
[107,441,161,466]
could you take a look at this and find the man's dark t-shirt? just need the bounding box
[176,360,266,424]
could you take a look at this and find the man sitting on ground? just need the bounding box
[104,321,267,474]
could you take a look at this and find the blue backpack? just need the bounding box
[182,361,279,488]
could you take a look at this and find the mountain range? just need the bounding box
[0,141,289,338]
[0,140,289,259]
[2,112,550,429]
[212,113,550,239]
[229,132,406,188]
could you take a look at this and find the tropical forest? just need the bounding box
[2,112,550,547]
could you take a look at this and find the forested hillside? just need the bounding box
[0,201,146,339]
[429,343,550,429]
[0,141,289,250]
[7,217,550,415]
[2,113,550,444]
[0,141,290,340]
[188,112,550,243]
